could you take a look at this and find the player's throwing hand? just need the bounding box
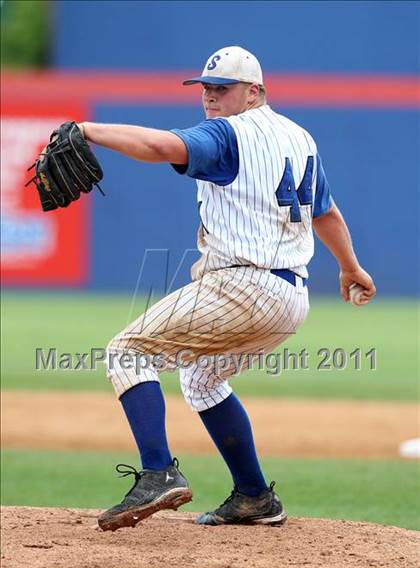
[340,267,376,303]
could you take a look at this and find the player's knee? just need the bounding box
[179,372,200,410]
[105,340,160,398]
[105,333,142,373]
[179,370,206,412]
[105,336,136,390]
[179,371,232,412]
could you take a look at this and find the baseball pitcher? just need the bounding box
[29,46,376,530]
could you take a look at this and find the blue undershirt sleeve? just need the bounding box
[170,118,239,186]
[313,153,334,218]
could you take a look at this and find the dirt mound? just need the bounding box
[1,507,418,568]
[3,391,419,458]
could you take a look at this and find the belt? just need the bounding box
[270,268,307,287]
[229,265,307,287]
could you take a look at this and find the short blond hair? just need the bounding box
[258,84,266,99]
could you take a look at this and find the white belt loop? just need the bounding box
[295,275,304,294]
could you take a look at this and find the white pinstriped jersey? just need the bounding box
[195,105,318,279]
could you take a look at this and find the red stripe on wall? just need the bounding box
[2,71,419,108]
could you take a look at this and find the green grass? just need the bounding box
[2,449,419,530]
[1,293,419,401]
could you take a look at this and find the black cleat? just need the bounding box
[196,482,287,526]
[98,458,192,531]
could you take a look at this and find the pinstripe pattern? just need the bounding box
[107,267,309,406]
[107,104,315,408]
[193,105,317,280]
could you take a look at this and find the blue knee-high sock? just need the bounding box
[120,381,172,471]
[198,393,268,496]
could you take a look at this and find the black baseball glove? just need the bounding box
[25,121,104,212]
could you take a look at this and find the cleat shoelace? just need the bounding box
[114,458,180,498]
[115,464,144,497]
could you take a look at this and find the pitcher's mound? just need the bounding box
[1,506,418,568]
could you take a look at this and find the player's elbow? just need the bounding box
[147,133,188,164]
[313,203,338,225]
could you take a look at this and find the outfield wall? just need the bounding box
[1,1,419,295]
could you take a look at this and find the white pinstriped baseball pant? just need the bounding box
[106,266,309,412]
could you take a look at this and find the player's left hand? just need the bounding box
[25,121,103,212]
[339,267,376,303]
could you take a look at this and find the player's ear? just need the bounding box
[247,83,260,103]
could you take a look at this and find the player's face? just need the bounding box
[202,83,258,118]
